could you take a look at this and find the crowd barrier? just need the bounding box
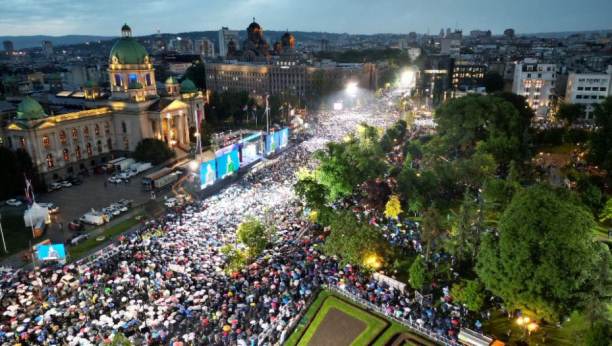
[327,285,454,346]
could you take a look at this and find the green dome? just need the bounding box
[109,37,149,64]
[84,79,99,88]
[3,76,17,85]
[128,81,143,89]
[165,76,179,84]
[122,24,131,31]
[17,96,46,120]
[180,78,197,93]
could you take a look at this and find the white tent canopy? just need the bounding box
[24,202,50,227]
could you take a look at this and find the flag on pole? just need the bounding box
[265,93,269,110]
[242,105,248,111]
[278,106,283,111]
[25,188,32,206]
[251,104,257,111]
[288,104,292,109]
[24,174,34,206]
[24,173,32,192]
[195,108,203,155]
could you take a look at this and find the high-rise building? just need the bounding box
[512,58,556,118]
[218,27,239,58]
[3,40,14,54]
[42,41,53,57]
[441,31,462,55]
[195,38,215,58]
[504,29,515,40]
[168,38,194,54]
[565,67,612,118]
[446,28,451,36]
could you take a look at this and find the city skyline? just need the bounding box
[1,0,611,37]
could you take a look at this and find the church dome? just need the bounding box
[282,32,293,39]
[248,22,261,30]
[180,78,197,93]
[165,76,179,85]
[109,24,149,64]
[17,96,46,120]
[128,81,143,89]
[84,79,98,88]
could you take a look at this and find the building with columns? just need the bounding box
[0,24,204,182]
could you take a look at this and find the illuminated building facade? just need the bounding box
[512,58,557,118]
[0,24,202,181]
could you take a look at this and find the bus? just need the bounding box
[141,167,177,191]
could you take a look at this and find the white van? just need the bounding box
[79,212,106,225]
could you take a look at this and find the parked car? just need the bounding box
[61,181,72,188]
[50,183,62,190]
[110,203,128,212]
[60,274,81,288]
[38,203,59,214]
[5,199,23,207]
[117,199,133,208]
[68,219,85,232]
[108,177,122,184]
[68,177,82,185]
[93,167,104,174]
[165,198,179,208]
[102,207,120,216]
[70,234,89,246]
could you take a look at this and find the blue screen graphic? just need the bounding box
[37,244,67,260]
[200,159,217,189]
[278,128,290,149]
[266,133,278,155]
[217,150,240,179]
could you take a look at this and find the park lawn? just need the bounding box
[284,290,334,346]
[0,214,35,259]
[67,212,147,260]
[482,310,575,346]
[297,296,387,346]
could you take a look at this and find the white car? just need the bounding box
[38,203,59,214]
[108,177,122,184]
[165,198,179,208]
[5,199,22,207]
[61,181,72,187]
[110,203,128,212]
[50,182,62,190]
[102,207,120,216]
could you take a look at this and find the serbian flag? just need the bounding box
[251,104,257,111]
[24,174,34,206]
[265,93,269,111]
[195,107,203,154]
[242,105,248,111]
[25,188,32,206]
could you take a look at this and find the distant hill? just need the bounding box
[0,35,113,49]
[516,29,612,38]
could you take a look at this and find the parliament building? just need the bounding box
[0,24,205,181]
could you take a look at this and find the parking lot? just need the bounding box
[0,171,174,247]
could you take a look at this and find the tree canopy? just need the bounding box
[314,125,386,199]
[589,97,612,175]
[483,71,505,93]
[237,216,273,258]
[133,138,174,165]
[476,185,602,322]
[324,211,391,267]
[434,93,533,167]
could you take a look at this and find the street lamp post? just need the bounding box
[0,213,7,254]
[517,316,538,342]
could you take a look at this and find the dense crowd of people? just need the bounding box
[0,93,471,346]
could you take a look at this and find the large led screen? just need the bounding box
[278,128,290,149]
[199,159,217,189]
[217,150,240,179]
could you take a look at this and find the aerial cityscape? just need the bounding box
[1,0,612,345]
